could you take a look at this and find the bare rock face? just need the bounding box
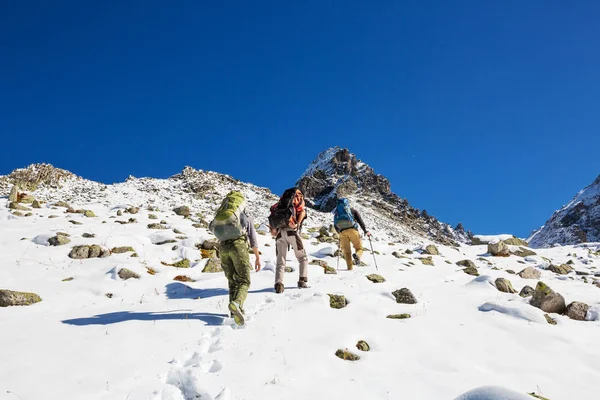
[0,163,78,193]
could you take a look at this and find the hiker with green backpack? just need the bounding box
[209,191,261,326]
[333,197,371,270]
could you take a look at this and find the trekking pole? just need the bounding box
[368,236,378,270]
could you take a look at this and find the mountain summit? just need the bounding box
[529,174,600,248]
[297,147,471,245]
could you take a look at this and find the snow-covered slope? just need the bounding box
[529,175,600,248]
[297,147,472,246]
[1,163,600,400]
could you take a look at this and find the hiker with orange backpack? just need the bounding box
[334,197,371,270]
[209,191,261,326]
[268,187,309,293]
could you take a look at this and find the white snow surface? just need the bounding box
[1,176,600,400]
[473,234,515,243]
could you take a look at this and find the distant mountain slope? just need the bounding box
[529,175,600,248]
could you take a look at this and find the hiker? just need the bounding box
[268,187,308,293]
[209,191,261,326]
[333,198,371,270]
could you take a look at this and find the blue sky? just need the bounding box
[1,1,599,237]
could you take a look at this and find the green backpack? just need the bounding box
[209,191,247,241]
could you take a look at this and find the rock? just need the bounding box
[404,249,413,255]
[387,314,411,319]
[506,269,516,274]
[117,210,123,216]
[495,278,517,294]
[529,393,550,400]
[147,223,166,229]
[366,274,385,283]
[83,210,95,218]
[171,259,191,268]
[82,233,96,238]
[69,220,82,225]
[131,253,138,258]
[518,267,541,280]
[172,245,178,251]
[173,228,184,234]
[419,257,434,266]
[422,245,439,255]
[575,270,589,276]
[392,288,417,304]
[174,275,196,282]
[530,282,567,314]
[319,226,330,237]
[566,301,589,321]
[463,266,479,276]
[488,241,510,257]
[0,289,42,307]
[201,249,217,259]
[48,215,59,219]
[309,259,328,267]
[111,246,135,254]
[8,185,18,202]
[456,259,476,269]
[335,349,360,361]
[201,240,220,251]
[8,202,29,211]
[324,265,337,274]
[328,294,348,309]
[118,268,140,280]
[91,245,110,258]
[519,285,535,297]
[155,239,177,245]
[105,293,113,299]
[544,313,557,325]
[62,277,74,282]
[19,194,35,204]
[202,258,222,273]
[549,264,573,275]
[503,237,529,246]
[48,235,71,246]
[285,266,294,273]
[160,220,167,225]
[356,340,370,351]
[173,206,190,217]
[12,211,24,217]
[511,247,537,257]
[148,214,158,219]
[69,245,90,259]
[32,199,42,208]
[126,207,139,214]
[54,201,70,208]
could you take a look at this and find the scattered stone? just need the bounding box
[155,239,177,245]
[12,211,24,217]
[488,241,510,257]
[173,228,184,234]
[172,245,178,251]
[32,199,42,208]
[419,257,434,266]
[176,236,187,240]
[456,260,476,269]
[335,349,360,361]
[0,289,42,307]
[549,264,573,275]
[105,293,113,299]
[391,251,404,259]
[519,285,535,297]
[422,244,439,256]
[445,260,452,264]
[356,341,370,352]
[54,201,70,208]
[48,235,71,246]
[118,268,140,280]
[387,314,411,319]
[62,277,74,282]
[146,267,156,275]
[148,214,158,219]
[328,294,348,309]
[126,207,139,214]
[463,266,479,276]
[309,259,328,267]
[8,185,18,202]
[9,202,29,211]
[48,215,59,219]
[83,210,95,218]
[511,247,537,257]
[160,220,167,225]
[366,274,385,283]
[202,258,222,273]
[530,282,566,314]
[173,206,190,217]
[148,223,166,229]
[201,239,220,251]
[285,266,294,273]
[174,275,196,282]
[117,210,123,216]
[201,249,217,259]
[82,233,96,238]
[392,288,417,304]
[503,237,529,246]
[518,267,541,280]
[404,249,413,255]
[566,301,589,321]
[495,278,517,294]
[90,245,110,258]
[18,194,35,204]
[69,220,82,225]
[528,393,550,400]
[68,245,110,259]
[111,246,135,254]
[544,313,557,325]
[506,269,516,274]
[575,270,589,276]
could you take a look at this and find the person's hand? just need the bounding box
[255,256,261,272]
[366,231,372,237]
[289,222,298,229]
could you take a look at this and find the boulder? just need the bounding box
[530,282,567,314]
[118,268,140,280]
[48,235,71,246]
[32,199,42,209]
[419,257,434,266]
[202,258,222,273]
[8,202,29,211]
[366,274,385,283]
[519,285,535,297]
[488,241,510,257]
[456,259,476,269]
[19,194,35,204]
[69,245,90,259]
[117,210,123,216]
[503,237,529,246]
[8,185,18,202]
[392,288,417,304]
[518,267,541,280]
[463,266,479,276]
[566,301,589,321]
[0,289,42,307]
[328,294,348,309]
[549,264,573,275]
[495,278,517,294]
[126,207,139,214]
[422,245,439,256]
[111,246,135,254]
[173,206,190,217]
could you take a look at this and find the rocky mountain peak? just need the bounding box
[529,174,600,247]
[0,163,79,194]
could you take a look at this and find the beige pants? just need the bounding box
[275,227,308,284]
[340,228,363,269]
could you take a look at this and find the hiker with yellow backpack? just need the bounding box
[334,197,371,270]
[209,191,261,326]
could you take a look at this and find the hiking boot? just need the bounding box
[352,253,360,265]
[275,282,284,294]
[228,301,245,326]
[298,277,308,289]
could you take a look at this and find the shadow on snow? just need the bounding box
[62,310,227,326]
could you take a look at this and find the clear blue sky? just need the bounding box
[1,1,599,237]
